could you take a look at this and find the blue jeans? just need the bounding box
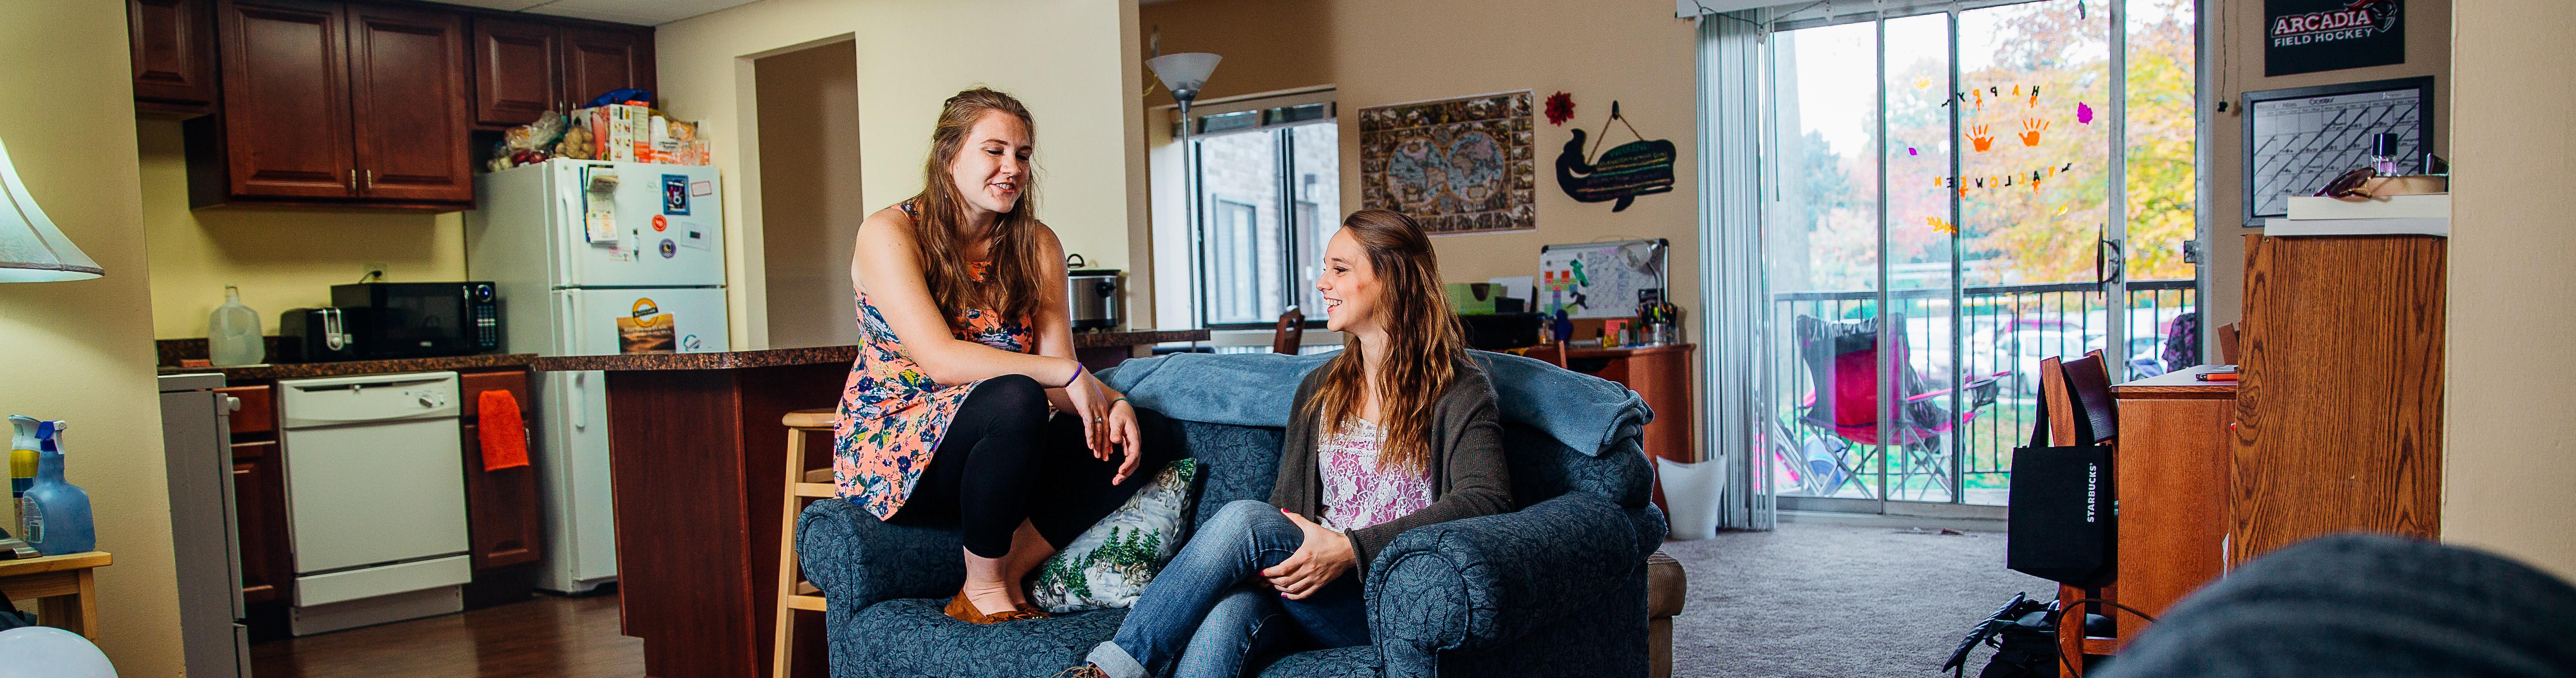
[1087,500,1370,678]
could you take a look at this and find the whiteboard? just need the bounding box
[1537,239,1667,319]
[2243,78,2432,225]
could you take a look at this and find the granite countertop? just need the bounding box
[157,353,541,381]
[531,328,1212,372]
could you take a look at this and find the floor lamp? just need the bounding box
[1145,52,1218,327]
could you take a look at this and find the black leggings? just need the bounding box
[890,373,1184,558]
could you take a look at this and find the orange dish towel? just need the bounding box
[478,389,532,472]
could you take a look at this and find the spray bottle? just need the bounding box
[21,419,94,555]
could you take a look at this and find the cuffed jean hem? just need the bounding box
[1087,640,1149,678]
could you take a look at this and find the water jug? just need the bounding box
[209,286,264,366]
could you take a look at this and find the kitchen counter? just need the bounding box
[565,326,1204,678]
[157,353,539,381]
[527,328,1211,372]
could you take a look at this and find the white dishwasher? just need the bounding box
[276,371,472,636]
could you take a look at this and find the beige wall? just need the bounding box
[2201,0,2449,328]
[754,40,864,349]
[136,120,467,340]
[1142,0,1701,314]
[1141,0,1704,450]
[654,0,1145,348]
[0,1,185,674]
[2445,0,2575,579]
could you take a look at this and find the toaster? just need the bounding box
[279,307,364,362]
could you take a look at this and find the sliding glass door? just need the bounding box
[1763,0,2198,511]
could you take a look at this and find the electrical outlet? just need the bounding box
[360,262,388,281]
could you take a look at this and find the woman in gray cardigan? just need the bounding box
[1069,209,1513,678]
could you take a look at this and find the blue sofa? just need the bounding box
[797,384,1669,678]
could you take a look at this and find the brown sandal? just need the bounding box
[944,592,1043,624]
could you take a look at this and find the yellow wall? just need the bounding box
[2445,0,2575,580]
[0,1,185,674]
[2201,0,2449,329]
[653,0,1144,348]
[136,120,466,340]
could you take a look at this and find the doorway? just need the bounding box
[1759,0,2200,514]
[754,39,862,349]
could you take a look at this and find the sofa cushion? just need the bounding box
[848,598,1126,677]
[1179,421,1285,529]
[1254,645,1383,678]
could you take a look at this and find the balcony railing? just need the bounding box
[1768,279,2197,505]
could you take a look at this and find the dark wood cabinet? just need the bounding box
[559,25,654,108]
[469,17,559,129]
[166,0,650,210]
[213,0,356,201]
[458,370,543,570]
[217,385,291,605]
[129,0,221,116]
[345,3,472,202]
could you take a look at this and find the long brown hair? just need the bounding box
[1298,209,1467,473]
[909,88,1046,328]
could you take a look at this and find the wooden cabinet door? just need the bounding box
[458,371,543,569]
[559,25,653,107]
[214,0,355,199]
[231,442,292,605]
[130,0,221,110]
[345,3,473,203]
[470,17,559,129]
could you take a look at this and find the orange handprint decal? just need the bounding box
[2019,118,2049,147]
[1968,124,1994,153]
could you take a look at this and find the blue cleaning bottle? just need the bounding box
[23,419,95,555]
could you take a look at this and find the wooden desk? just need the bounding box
[2109,367,2235,629]
[0,551,111,637]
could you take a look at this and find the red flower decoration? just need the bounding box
[1545,92,1576,126]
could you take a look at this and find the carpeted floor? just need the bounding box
[1661,519,2055,678]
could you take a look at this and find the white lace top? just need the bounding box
[1316,418,1434,532]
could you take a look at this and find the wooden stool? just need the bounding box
[0,551,111,638]
[773,409,836,678]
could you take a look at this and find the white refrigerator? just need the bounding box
[467,159,729,594]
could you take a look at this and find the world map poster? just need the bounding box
[1358,91,1536,235]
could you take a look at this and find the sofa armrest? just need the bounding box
[1364,493,1647,669]
[796,497,966,610]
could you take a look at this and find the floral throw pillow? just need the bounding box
[1028,458,1201,613]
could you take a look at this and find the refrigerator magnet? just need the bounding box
[679,228,711,250]
[662,174,691,215]
[652,215,668,232]
[659,239,677,259]
[691,180,714,197]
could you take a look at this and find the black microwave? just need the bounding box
[330,282,502,358]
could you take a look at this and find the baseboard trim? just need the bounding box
[1775,509,2007,534]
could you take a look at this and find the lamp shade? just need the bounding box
[0,136,100,283]
[1146,52,1221,105]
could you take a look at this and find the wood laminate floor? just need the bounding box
[250,594,644,678]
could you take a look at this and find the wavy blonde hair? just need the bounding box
[1297,209,1466,472]
[909,88,1045,328]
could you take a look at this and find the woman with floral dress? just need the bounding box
[835,88,1178,624]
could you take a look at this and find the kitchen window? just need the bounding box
[1153,90,1340,329]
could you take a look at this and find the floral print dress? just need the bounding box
[832,234,1035,520]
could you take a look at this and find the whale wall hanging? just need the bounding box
[1555,99,1675,212]
[1358,90,1537,235]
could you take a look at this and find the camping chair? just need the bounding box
[1778,314,2004,500]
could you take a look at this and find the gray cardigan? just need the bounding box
[1270,356,1514,577]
